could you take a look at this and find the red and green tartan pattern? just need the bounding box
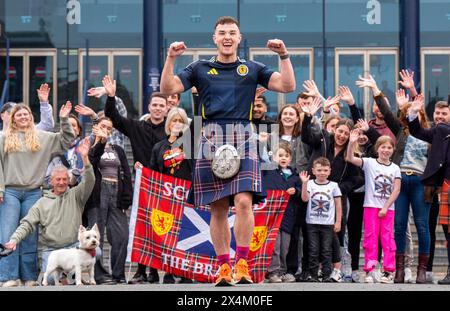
[129,167,289,283]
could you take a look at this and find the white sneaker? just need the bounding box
[373,269,382,283]
[426,272,434,284]
[380,272,394,284]
[330,268,343,283]
[365,272,374,283]
[268,274,282,283]
[281,273,296,283]
[404,267,414,283]
[351,271,360,283]
[2,279,20,287]
[24,280,39,287]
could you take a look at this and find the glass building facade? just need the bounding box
[0,0,450,121]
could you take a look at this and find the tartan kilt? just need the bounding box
[439,179,450,226]
[193,120,265,207]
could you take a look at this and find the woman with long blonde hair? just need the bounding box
[0,102,74,287]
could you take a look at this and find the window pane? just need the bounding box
[424,54,450,119]
[114,55,140,119]
[82,55,108,113]
[338,54,364,118]
[286,54,310,104]
[370,54,396,112]
[29,55,54,122]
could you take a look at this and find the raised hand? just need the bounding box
[92,124,108,140]
[255,87,267,99]
[349,129,360,144]
[75,103,96,118]
[309,97,323,116]
[266,39,288,56]
[302,80,320,98]
[410,93,425,113]
[355,74,377,90]
[167,41,187,58]
[338,86,355,105]
[299,171,310,184]
[324,95,341,111]
[87,87,107,98]
[102,75,116,97]
[399,69,415,90]
[77,138,91,158]
[59,101,72,118]
[396,89,410,111]
[37,83,51,103]
[356,119,370,132]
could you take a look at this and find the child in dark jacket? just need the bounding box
[263,142,302,283]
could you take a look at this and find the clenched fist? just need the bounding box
[267,39,288,56]
[168,41,187,58]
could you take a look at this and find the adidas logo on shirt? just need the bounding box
[207,68,219,75]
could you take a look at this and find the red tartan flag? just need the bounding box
[127,167,289,283]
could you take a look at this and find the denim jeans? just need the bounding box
[0,188,42,282]
[394,174,431,254]
[86,180,128,281]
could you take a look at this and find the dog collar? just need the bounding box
[77,247,96,258]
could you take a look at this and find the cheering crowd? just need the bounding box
[1,16,450,287]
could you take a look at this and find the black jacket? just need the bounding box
[301,115,364,196]
[105,96,166,167]
[150,137,193,181]
[262,165,302,234]
[408,117,450,186]
[87,142,133,210]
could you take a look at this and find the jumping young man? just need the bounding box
[160,16,295,286]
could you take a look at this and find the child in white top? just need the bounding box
[300,157,342,282]
[347,131,401,284]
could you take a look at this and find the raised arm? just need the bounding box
[300,98,323,148]
[356,74,401,135]
[160,42,188,95]
[299,171,310,202]
[407,94,436,143]
[346,130,363,167]
[399,69,418,98]
[266,39,295,93]
[36,83,55,131]
[339,86,362,123]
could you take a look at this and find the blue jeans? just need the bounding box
[394,174,431,254]
[0,188,42,282]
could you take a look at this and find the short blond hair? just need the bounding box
[165,107,189,135]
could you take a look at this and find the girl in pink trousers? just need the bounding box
[346,131,401,284]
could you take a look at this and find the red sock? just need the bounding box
[217,254,230,266]
[236,246,249,262]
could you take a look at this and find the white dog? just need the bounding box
[42,224,100,286]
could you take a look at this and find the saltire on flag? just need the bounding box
[126,167,289,283]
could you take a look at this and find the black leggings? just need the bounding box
[347,192,365,271]
[331,196,348,263]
